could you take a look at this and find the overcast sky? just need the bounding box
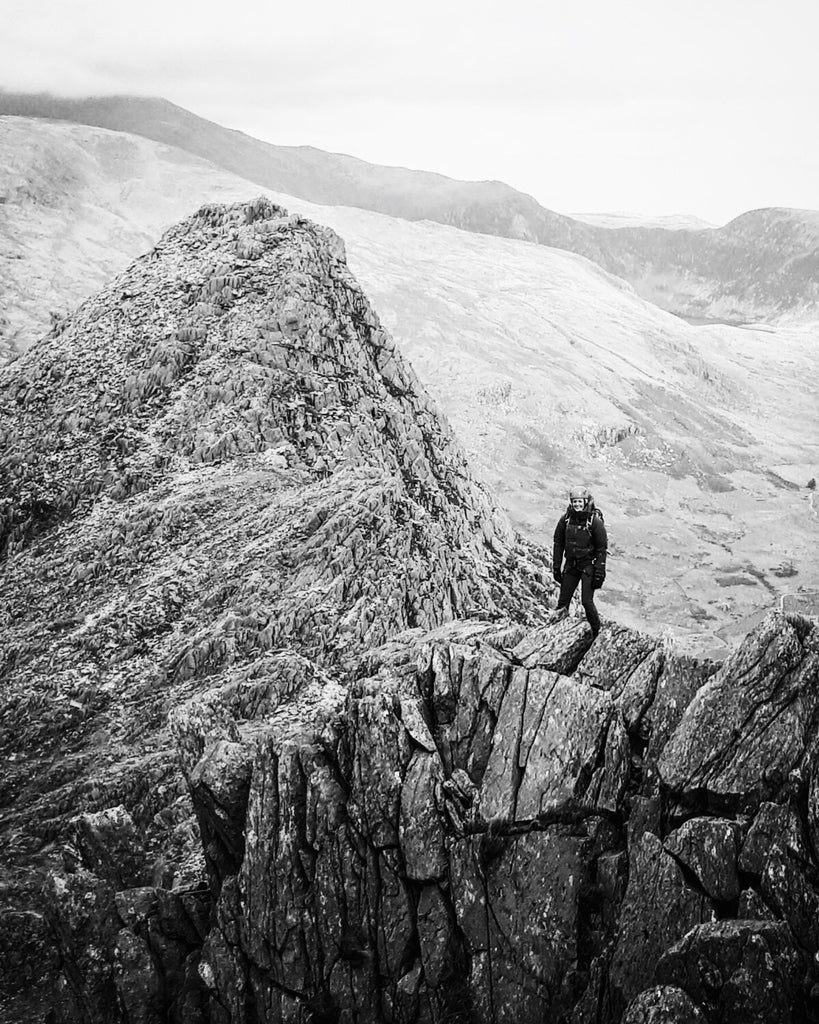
[2,0,817,224]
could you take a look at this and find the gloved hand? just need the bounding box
[553,567,563,584]
[593,567,606,589]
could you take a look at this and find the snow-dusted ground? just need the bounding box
[2,117,817,656]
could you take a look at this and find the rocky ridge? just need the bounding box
[0,196,548,1016]
[1,199,819,1023]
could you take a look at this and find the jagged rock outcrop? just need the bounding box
[2,198,819,1024]
[156,610,817,1024]
[0,195,549,840]
[659,614,819,813]
[0,197,548,1021]
[23,609,817,1024]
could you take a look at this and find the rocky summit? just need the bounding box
[1,198,818,1024]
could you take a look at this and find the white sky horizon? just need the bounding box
[2,0,817,226]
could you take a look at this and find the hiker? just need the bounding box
[552,487,607,637]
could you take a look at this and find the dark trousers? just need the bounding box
[557,564,600,636]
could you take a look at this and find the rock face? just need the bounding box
[49,609,812,1024]
[655,921,806,1023]
[2,199,819,1023]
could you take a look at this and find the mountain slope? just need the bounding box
[0,196,549,856]
[4,91,819,322]
[1,116,817,656]
[313,201,819,655]
[0,116,269,362]
[0,201,553,1023]
[0,91,576,231]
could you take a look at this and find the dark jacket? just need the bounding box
[553,507,607,573]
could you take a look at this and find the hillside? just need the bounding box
[571,212,716,230]
[0,117,269,363]
[2,200,819,1024]
[3,91,819,322]
[2,116,817,657]
[318,206,819,657]
[0,91,577,233]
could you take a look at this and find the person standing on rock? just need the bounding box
[552,487,607,637]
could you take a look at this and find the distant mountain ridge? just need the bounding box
[571,211,716,230]
[3,90,819,323]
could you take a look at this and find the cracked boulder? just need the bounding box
[43,870,122,1024]
[760,841,819,953]
[655,919,806,1023]
[609,832,715,1005]
[511,618,593,674]
[644,651,716,788]
[449,827,588,1022]
[573,624,660,700]
[739,800,806,874]
[659,613,819,811]
[663,817,742,902]
[188,739,253,895]
[70,805,151,889]
[476,666,628,824]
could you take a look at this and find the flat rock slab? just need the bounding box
[573,624,660,698]
[477,668,615,822]
[512,621,592,674]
